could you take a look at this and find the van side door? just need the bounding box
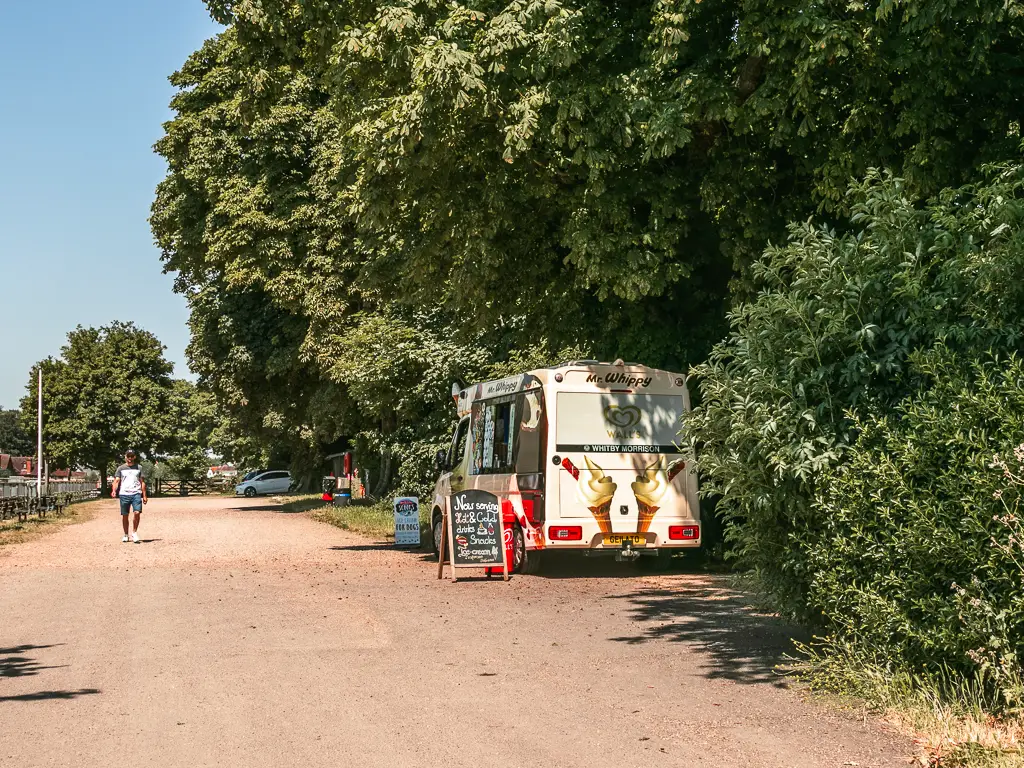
[445,417,471,495]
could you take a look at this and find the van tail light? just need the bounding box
[548,525,583,541]
[668,525,700,540]
[560,457,580,480]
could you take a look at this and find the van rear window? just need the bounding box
[555,393,683,454]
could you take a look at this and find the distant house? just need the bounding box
[0,455,34,477]
[206,464,238,480]
[50,469,87,482]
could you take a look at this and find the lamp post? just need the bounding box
[36,369,42,497]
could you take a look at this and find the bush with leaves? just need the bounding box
[808,352,1024,708]
[688,163,1024,621]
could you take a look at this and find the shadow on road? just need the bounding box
[225,505,299,514]
[0,645,100,703]
[0,644,67,679]
[329,544,395,552]
[0,688,100,702]
[535,552,673,580]
[411,551,708,579]
[607,577,809,687]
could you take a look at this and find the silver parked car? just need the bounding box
[235,470,292,497]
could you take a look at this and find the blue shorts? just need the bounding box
[119,494,142,515]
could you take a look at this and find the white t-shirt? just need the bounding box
[116,463,145,496]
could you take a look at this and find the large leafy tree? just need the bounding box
[20,323,179,493]
[203,0,1023,292]
[151,29,607,493]
[151,14,729,493]
[155,0,1023,496]
[0,409,34,456]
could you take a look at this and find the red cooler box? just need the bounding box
[486,500,517,577]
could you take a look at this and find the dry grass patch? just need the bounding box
[0,499,104,547]
[886,708,1023,767]
[796,642,1024,767]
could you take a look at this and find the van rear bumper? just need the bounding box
[536,525,701,550]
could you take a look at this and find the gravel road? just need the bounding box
[0,496,910,767]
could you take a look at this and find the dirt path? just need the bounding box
[0,496,909,767]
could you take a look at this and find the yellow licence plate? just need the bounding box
[604,534,646,547]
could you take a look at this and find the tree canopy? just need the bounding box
[20,323,178,490]
[200,0,1023,289]
[0,409,34,456]
[154,0,1024,492]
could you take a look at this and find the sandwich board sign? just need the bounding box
[394,497,421,547]
[437,489,508,581]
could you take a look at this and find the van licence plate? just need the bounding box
[604,534,646,547]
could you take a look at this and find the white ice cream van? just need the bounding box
[430,360,700,574]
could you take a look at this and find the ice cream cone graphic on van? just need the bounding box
[576,456,617,534]
[632,458,668,534]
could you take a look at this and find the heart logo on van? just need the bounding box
[603,405,642,428]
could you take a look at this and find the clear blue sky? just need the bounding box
[0,1,222,409]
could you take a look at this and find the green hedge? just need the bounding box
[810,352,1024,707]
[688,163,1024,707]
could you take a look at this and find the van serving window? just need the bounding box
[470,393,518,475]
[469,389,547,476]
[515,389,545,475]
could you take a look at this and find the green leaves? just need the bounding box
[19,323,177,476]
[152,11,731,494]
[0,410,34,456]
[158,0,1024,509]
[810,353,1024,707]
[689,165,1024,612]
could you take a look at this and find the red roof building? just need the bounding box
[50,469,87,481]
[0,455,34,476]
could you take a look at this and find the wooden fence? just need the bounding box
[150,477,239,496]
[0,478,95,498]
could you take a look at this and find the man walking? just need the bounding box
[111,449,147,543]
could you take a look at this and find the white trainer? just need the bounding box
[122,535,129,543]
[132,533,140,544]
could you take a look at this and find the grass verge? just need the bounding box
[278,495,432,543]
[794,640,1024,767]
[728,571,1023,766]
[0,498,104,547]
[275,493,329,514]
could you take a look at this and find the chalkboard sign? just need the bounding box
[439,489,508,581]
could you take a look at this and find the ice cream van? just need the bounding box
[429,360,700,574]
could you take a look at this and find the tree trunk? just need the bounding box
[99,462,109,497]
[372,453,392,498]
